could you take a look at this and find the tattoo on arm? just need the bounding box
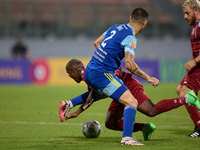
[125,61,132,69]
[125,61,143,77]
[125,52,147,79]
[131,67,138,74]
[135,71,143,77]
[124,52,148,80]
[125,60,138,74]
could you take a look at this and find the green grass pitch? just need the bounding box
[0,83,200,150]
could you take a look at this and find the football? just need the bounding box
[82,120,102,138]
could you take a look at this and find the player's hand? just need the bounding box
[118,65,122,71]
[148,77,159,88]
[185,60,196,73]
[83,90,95,109]
[65,112,78,120]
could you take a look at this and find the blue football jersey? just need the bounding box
[88,23,137,72]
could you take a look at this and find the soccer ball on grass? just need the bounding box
[82,120,101,138]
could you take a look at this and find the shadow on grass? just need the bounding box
[58,135,120,143]
[56,135,172,145]
[166,128,192,136]
[0,136,174,150]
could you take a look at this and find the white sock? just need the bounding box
[69,101,73,108]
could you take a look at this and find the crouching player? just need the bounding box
[59,59,200,140]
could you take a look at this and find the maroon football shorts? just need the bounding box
[108,72,150,112]
[180,68,200,95]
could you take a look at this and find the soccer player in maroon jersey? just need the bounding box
[176,0,200,137]
[59,59,200,141]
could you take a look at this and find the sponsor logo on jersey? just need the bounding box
[130,41,136,49]
[192,28,195,35]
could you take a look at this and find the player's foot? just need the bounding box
[188,126,200,137]
[58,100,71,122]
[121,137,144,145]
[186,90,200,110]
[141,123,156,141]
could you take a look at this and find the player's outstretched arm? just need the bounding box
[83,90,107,109]
[93,34,105,49]
[66,91,107,120]
[147,77,159,88]
[65,104,85,120]
[124,52,159,87]
[83,89,96,109]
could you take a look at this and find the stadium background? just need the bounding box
[0,0,192,85]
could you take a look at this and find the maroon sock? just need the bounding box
[185,104,200,128]
[133,122,145,132]
[155,96,186,114]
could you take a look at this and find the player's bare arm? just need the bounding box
[94,34,105,49]
[83,89,95,109]
[124,52,148,80]
[65,104,84,120]
[125,52,159,87]
[67,91,108,120]
[185,55,200,73]
[83,90,108,109]
[194,55,200,64]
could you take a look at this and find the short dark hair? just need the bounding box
[66,59,82,70]
[131,7,149,24]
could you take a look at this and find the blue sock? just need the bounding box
[122,105,136,138]
[70,91,90,107]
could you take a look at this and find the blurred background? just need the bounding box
[0,0,188,38]
[0,0,193,84]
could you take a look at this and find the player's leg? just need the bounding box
[105,110,123,130]
[153,96,188,115]
[185,104,200,137]
[85,70,143,145]
[105,100,150,132]
[105,99,124,130]
[105,99,155,141]
[138,94,199,116]
[121,76,157,141]
[176,84,182,95]
[117,90,144,145]
[88,71,139,142]
[137,88,200,117]
[125,86,156,141]
[178,84,200,137]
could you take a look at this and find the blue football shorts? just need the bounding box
[85,67,128,101]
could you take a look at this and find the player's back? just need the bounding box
[88,24,136,72]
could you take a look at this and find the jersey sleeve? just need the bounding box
[103,25,118,36]
[121,35,137,57]
[103,30,107,36]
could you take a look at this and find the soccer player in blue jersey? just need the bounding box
[60,7,160,145]
[60,59,200,142]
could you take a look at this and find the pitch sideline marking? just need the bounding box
[0,120,83,126]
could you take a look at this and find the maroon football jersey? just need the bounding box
[190,21,200,59]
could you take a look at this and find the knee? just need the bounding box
[176,85,181,96]
[144,109,158,117]
[146,111,157,117]
[105,120,114,130]
[133,100,138,108]
[119,90,138,107]
[126,98,138,108]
